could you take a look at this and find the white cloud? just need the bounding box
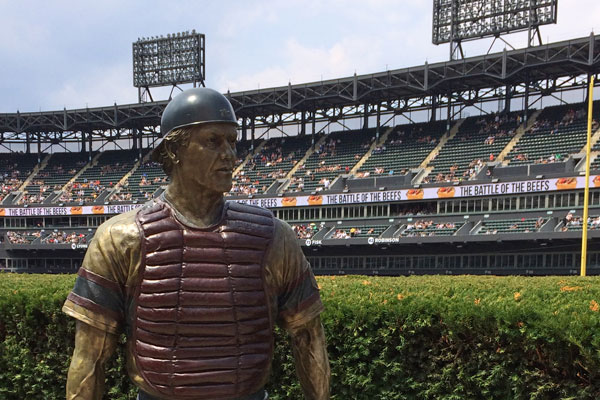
[216,1,280,38]
[2,0,600,111]
[46,62,137,110]
[217,35,385,92]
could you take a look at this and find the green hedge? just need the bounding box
[1,274,600,399]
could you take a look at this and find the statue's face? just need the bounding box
[176,123,237,194]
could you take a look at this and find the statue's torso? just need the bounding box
[133,199,275,399]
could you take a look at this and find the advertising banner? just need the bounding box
[0,176,594,217]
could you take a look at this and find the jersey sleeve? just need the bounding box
[62,212,140,334]
[266,219,324,331]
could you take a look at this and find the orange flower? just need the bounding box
[362,280,371,286]
[560,286,583,292]
[590,300,600,312]
[397,293,404,300]
[383,299,388,305]
[317,284,322,290]
[474,298,481,305]
[514,292,522,302]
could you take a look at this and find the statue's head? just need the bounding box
[152,88,238,193]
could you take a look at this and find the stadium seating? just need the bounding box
[291,223,321,239]
[5,230,42,244]
[234,139,254,169]
[113,158,165,203]
[477,217,544,234]
[557,213,600,231]
[232,136,312,195]
[357,121,447,177]
[41,230,90,244]
[20,152,90,204]
[399,220,462,237]
[507,102,600,166]
[288,129,377,193]
[326,224,389,239]
[0,153,41,203]
[427,112,521,182]
[66,149,140,203]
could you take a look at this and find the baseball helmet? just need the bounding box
[152,88,238,161]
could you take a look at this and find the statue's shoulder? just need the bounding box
[226,200,274,218]
[93,207,142,247]
[272,217,297,242]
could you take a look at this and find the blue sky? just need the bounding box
[1,0,599,112]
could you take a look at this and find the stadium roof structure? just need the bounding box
[0,33,599,145]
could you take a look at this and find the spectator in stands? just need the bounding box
[372,145,386,154]
[292,223,319,239]
[535,217,544,229]
[514,153,528,161]
[6,231,41,244]
[110,192,133,202]
[332,229,350,239]
[562,213,583,231]
[564,212,574,225]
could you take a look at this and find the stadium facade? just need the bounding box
[1,34,600,276]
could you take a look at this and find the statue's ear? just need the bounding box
[164,141,179,165]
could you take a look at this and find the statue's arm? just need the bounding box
[67,321,119,400]
[288,315,331,400]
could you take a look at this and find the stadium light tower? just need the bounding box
[432,0,558,60]
[132,30,205,103]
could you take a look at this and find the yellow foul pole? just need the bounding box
[581,75,595,277]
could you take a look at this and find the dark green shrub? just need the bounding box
[1,274,599,399]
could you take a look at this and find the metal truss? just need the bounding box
[133,31,205,103]
[0,34,599,148]
[432,0,558,56]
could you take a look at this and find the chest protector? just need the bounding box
[133,199,275,399]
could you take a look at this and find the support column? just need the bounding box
[376,103,381,139]
[363,103,369,130]
[25,132,31,154]
[504,85,512,114]
[430,95,437,122]
[300,111,306,136]
[446,95,452,130]
[585,74,593,104]
[241,118,247,142]
[132,129,143,160]
[81,131,86,153]
[138,129,143,158]
[88,131,93,161]
[132,128,138,150]
[250,118,255,150]
[524,82,530,123]
[312,111,316,147]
